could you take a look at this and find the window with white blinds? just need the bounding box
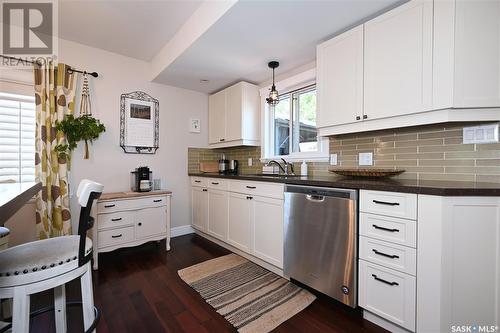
[0,92,36,183]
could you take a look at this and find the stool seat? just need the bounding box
[0,236,92,287]
[0,228,9,238]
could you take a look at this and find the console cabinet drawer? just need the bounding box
[98,211,134,230]
[360,213,416,248]
[360,236,416,275]
[98,226,135,248]
[97,196,167,213]
[360,190,417,220]
[359,260,416,332]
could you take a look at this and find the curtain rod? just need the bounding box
[0,54,99,78]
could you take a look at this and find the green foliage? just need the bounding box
[55,114,106,159]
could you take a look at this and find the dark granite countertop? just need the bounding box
[188,172,500,196]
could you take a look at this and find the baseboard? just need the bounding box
[171,225,195,238]
[363,310,413,333]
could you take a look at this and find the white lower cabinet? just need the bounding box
[253,196,283,268]
[359,260,416,331]
[191,178,284,269]
[135,206,167,239]
[207,189,228,241]
[191,186,208,232]
[227,192,253,252]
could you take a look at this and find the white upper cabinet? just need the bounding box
[317,25,364,128]
[434,0,500,109]
[317,0,500,136]
[363,0,433,120]
[208,81,260,148]
[208,90,226,144]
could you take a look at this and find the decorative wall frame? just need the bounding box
[120,91,159,154]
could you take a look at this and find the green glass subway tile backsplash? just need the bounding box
[188,122,500,183]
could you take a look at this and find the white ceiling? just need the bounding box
[58,0,405,93]
[153,0,405,93]
[58,0,203,61]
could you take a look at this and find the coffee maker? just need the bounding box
[131,166,152,192]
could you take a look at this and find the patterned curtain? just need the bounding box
[34,63,77,239]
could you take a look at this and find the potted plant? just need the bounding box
[55,114,106,160]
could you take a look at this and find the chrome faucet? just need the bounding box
[267,159,295,175]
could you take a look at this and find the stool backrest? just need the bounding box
[76,179,104,266]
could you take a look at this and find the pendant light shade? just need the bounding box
[266,61,280,106]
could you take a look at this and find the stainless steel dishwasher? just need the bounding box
[284,184,358,307]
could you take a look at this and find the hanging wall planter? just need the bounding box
[55,73,105,160]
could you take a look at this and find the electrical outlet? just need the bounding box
[330,154,338,166]
[359,152,373,166]
[463,124,499,144]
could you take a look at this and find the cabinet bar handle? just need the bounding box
[372,249,399,259]
[219,138,225,142]
[104,204,115,208]
[372,224,399,232]
[372,200,400,206]
[111,218,122,221]
[153,199,162,202]
[246,196,253,200]
[202,189,208,192]
[371,274,399,286]
[211,182,219,185]
[111,234,122,238]
[194,180,201,183]
[246,186,256,189]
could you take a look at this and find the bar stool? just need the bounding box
[0,228,9,321]
[0,227,9,251]
[0,179,103,333]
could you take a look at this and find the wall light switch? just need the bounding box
[248,158,253,167]
[463,124,499,144]
[330,154,338,166]
[359,152,373,166]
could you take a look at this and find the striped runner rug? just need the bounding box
[178,254,316,333]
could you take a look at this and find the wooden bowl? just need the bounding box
[329,168,405,178]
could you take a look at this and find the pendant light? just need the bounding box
[266,61,280,106]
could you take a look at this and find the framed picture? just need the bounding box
[120,91,159,154]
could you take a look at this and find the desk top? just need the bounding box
[98,190,172,201]
[0,182,41,225]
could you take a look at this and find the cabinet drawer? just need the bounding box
[191,177,208,187]
[97,196,167,213]
[207,178,228,190]
[360,190,417,220]
[360,213,416,248]
[98,211,134,230]
[360,236,416,275]
[359,260,416,332]
[229,180,284,199]
[98,226,134,248]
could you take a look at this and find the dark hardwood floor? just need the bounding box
[30,234,388,333]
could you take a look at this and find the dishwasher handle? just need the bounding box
[306,194,325,202]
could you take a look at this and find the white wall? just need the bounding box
[2,38,209,235]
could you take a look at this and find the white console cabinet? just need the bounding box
[91,191,171,270]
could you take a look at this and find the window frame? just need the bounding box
[260,68,329,162]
